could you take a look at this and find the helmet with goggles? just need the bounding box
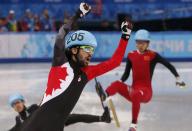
[66,30,97,50]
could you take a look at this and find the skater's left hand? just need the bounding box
[121,20,133,40]
[176,77,186,88]
[77,2,91,18]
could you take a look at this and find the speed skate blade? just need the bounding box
[108,99,120,128]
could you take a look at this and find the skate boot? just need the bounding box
[128,123,137,131]
[101,107,111,123]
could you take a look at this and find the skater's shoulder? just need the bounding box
[147,50,158,55]
[27,104,39,113]
[128,50,137,55]
[127,50,137,58]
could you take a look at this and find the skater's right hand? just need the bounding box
[76,2,91,18]
[121,20,133,40]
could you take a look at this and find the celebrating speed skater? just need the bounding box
[20,2,133,131]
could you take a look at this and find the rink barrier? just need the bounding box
[0,31,192,63]
[0,58,192,63]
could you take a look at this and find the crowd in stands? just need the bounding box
[0,0,105,32]
[0,8,120,32]
[0,9,62,32]
[0,2,191,32]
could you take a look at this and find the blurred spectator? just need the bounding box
[63,11,70,24]
[7,10,17,32]
[21,9,34,31]
[40,9,52,31]
[0,18,8,32]
[100,20,111,31]
[92,0,103,18]
[33,14,42,32]
[113,22,119,31]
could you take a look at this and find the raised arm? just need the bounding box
[52,3,91,66]
[121,57,132,82]
[82,20,133,81]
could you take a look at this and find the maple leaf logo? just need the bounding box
[45,66,68,96]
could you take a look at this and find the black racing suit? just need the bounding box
[9,104,105,131]
[9,104,39,131]
[21,13,129,131]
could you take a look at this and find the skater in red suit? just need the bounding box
[100,29,186,131]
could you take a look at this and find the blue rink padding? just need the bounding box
[0,31,192,63]
[0,57,192,63]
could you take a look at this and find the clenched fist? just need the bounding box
[77,2,91,18]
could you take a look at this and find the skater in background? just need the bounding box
[20,2,133,131]
[9,93,111,131]
[8,93,38,131]
[8,93,111,131]
[98,29,186,131]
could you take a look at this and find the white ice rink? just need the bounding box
[0,62,192,131]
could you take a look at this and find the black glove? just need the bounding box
[176,77,186,88]
[76,2,91,18]
[121,20,133,40]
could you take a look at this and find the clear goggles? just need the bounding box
[79,45,95,54]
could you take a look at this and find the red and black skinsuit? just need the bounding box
[20,14,129,131]
[106,50,179,124]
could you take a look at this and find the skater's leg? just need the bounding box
[129,87,152,125]
[106,80,131,101]
[65,114,100,126]
[65,108,111,126]
[130,90,142,124]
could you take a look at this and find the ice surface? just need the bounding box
[0,62,191,131]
